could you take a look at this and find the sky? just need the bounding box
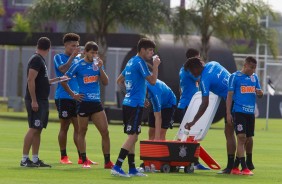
[170,0,282,13]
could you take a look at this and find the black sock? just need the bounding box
[240,157,247,170]
[80,153,87,163]
[115,148,129,167]
[227,154,235,169]
[233,156,240,168]
[194,158,200,165]
[128,154,136,169]
[246,153,252,163]
[104,154,110,164]
[61,149,67,157]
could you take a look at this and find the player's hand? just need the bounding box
[31,101,39,112]
[71,47,80,58]
[97,58,103,68]
[144,99,150,108]
[256,89,263,98]
[184,122,195,130]
[72,94,84,102]
[152,56,161,67]
[226,113,233,126]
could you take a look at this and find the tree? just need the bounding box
[0,1,5,16]
[12,13,31,98]
[171,0,278,61]
[26,0,170,59]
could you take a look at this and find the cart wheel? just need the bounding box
[161,164,171,173]
[171,166,180,172]
[140,163,145,169]
[184,164,194,174]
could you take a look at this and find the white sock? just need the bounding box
[32,154,39,163]
[22,155,29,162]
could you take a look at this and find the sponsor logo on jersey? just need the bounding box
[83,75,98,84]
[240,86,255,93]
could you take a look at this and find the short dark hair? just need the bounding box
[245,56,257,65]
[84,41,98,52]
[37,37,51,50]
[186,48,200,59]
[63,33,80,43]
[184,57,203,71]
[137,38,156,52]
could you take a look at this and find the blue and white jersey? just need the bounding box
[122,56,151,107]
[228,71,261,114]
[178,66,199,109]
[54,53,80,99]
[200,61,230,99]
[146,79,177,112]
[66,59,103,102]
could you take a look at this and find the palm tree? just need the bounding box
[171,0,278,61]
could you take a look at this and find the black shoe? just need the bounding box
[217,168,231,174]
[20,158,38,168]
[246,161,255,170]
[33,159,52,168]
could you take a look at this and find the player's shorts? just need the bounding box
[173,107,187,124]
[77,101,104,117]
[123,105,143,135]
[233,112,255,137]
[148,106,176,129]
[25,99,49,129]
[55,99,77,119]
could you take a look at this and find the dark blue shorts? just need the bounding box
[122,105,143,135]
[25,99,49,129]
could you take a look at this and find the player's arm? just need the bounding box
[226,91,234,125]
[154,111,162,140]
[146,57,161,85]
[61,77,83,102]
[185,96,209,130]
[256,89,263,98]
[27,69,39,112]
[58,47,80,74]
[97,58,109,86]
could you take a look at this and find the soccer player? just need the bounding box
[54,33,88,164]
[21,37,62,167]
[146,79,176,140]
[175,48,210,170]
[63,41,113,169]
[184,57,237,174]
[111,38,161,177]
[227,57,263,175]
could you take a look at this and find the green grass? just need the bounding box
[0,117,281,184]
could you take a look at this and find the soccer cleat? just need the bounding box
[231,167,241,175]
[82,161,91,168]
[246,161,255,170]
[241,168,254,176]
[128,168,148,177]
[194,163,210,170]
[217,168,231,174]
[111,165,130,178]
[33,159,51,168]
[60,156,72,164]
[20,158,38,168]
[104,161,114,169]
[78,157,98,165]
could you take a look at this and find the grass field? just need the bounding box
[0,116,281,184]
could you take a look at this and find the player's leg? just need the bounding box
[148,111,155,140]
[70,116,80,158]
[77,115,89,167]
[246,114,255,170]
[91,109,113,168]
[58,118,71,162]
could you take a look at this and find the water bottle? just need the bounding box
[152,55,158,62]
[92,57,99,71]
[181,129,189,142]
[150,164,156,172]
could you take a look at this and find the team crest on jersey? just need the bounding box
[62,111,68,118]
[237,124,243,131]
[179,145,187,158]
[126,125,132,132]
[250,75,256,82]
[34,119,41,127]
